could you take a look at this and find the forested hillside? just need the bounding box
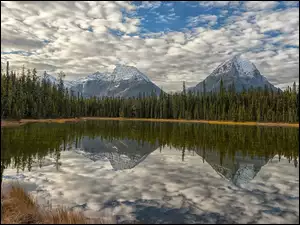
[1,62,299,123]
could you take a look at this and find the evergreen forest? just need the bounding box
[1,62,299,123]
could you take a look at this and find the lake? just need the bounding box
[1,120,299,224]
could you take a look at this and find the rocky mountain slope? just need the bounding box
[188,54,279,93]
[42,65,162,98]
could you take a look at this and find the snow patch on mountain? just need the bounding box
[233,55,257,78]
[38,73,73,89]
[39,64,160,98]
[212,54,257,78]
[189,54,279,93]
[70,72,112,85]
[85,71,112,82]
[112,64,151,83]
[212,58,233,75]
[41,73,58,84]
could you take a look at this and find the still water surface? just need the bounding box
[1,121,299,223]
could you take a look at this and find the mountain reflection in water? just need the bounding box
[1,120,298,223]
[74,136,272,187]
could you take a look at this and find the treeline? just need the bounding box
[1,62,299,123]
[2,120,298,173]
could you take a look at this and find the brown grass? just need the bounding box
[1,118,81,127]
[1,117,298,128]
[1,184,114,224]
[81,117,299,128]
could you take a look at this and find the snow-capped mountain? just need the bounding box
[188,54,279,93]
[112,64,151,83]
[68,71,114,98]
[42,65,162,98]
[39,72,74,88]
[40,72,59,84]
[106,64,161,98]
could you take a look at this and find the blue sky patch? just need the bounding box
[1,1,299,91]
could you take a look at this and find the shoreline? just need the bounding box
[1,182,112,224]
[1,117,298,128]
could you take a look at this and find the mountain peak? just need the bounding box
[213,54,257,79]
[188,54,279,93]
[42,65,161,98]
[112,64,151,82]
[232,53,242,60]
[231,55,257,78]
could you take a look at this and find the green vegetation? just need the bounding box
[1,120,298,175]
[1,62,299,123]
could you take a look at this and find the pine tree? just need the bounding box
[1,62,298,124]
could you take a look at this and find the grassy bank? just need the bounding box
[1,117,299,128]
[1,184,112,224]
[1,118,81,127]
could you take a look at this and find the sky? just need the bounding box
[1,1,299,92]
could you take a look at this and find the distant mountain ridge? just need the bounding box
[42,55,280,98]
[43,64,162,98]
[188,55,279,93]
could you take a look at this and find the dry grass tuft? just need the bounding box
[42,207,88,224]
[1,185,41,224]
[1,184,113,224]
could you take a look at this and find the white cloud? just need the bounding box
[187,14,218,27]
[199,1,231,7]
[256,8,299,33]
[1,1,299,92]
[137,1,161,10]
[164,2,174,7]
[244,1,280,11]
[155,12,180,24]
[282,1,299,7]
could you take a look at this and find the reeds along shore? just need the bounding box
[1,117,299,128]
[1,184,114,224]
